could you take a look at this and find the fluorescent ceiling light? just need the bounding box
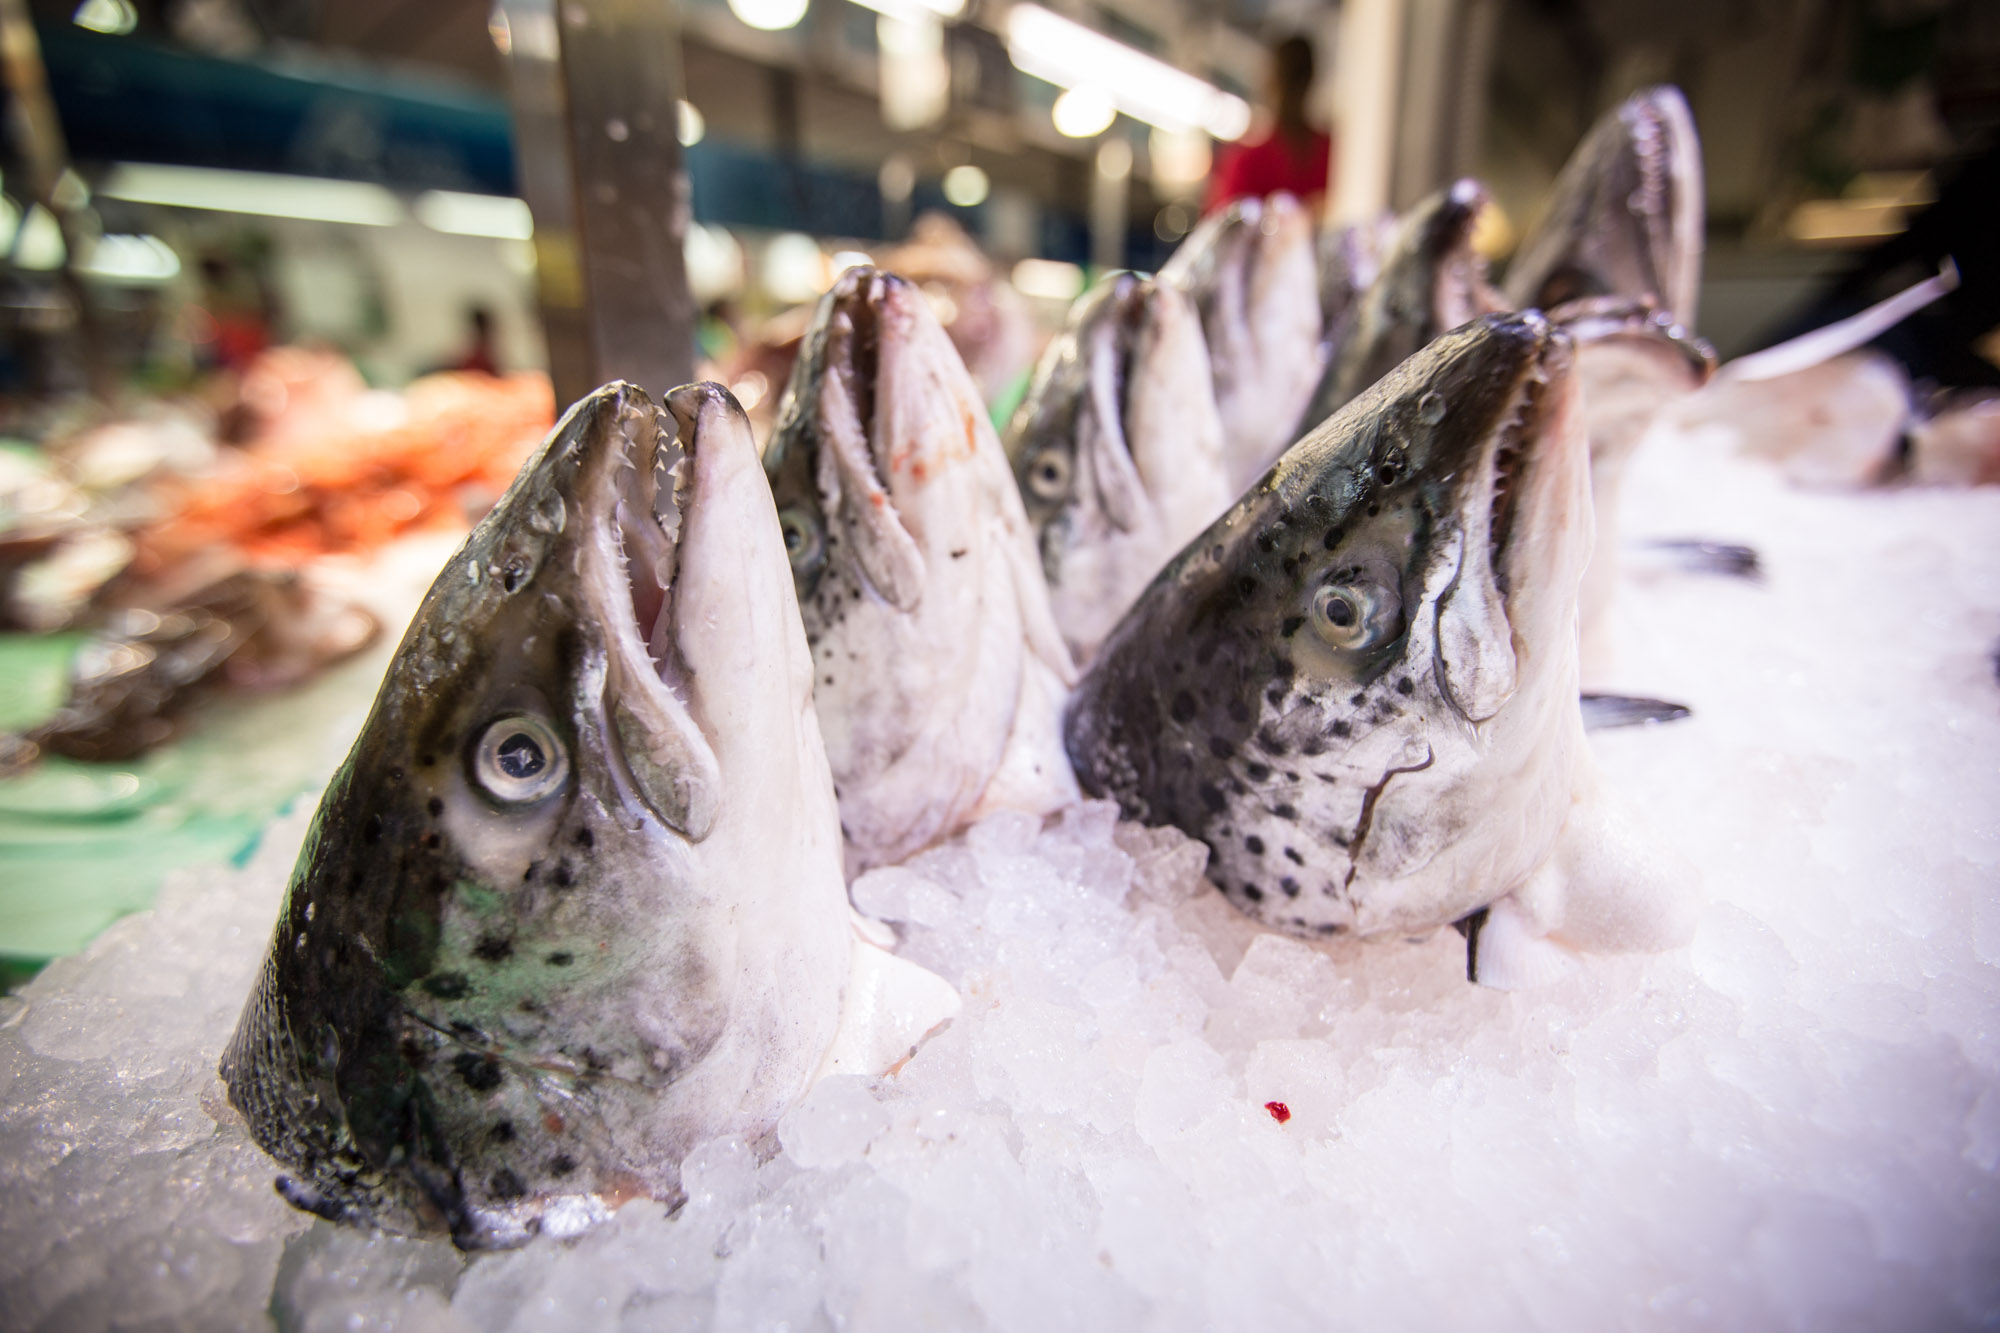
[847,0,964,18]
[99,164,403,226]
[73,0,136,35]
[414,190,534,240]
[84,234,181,283]
[729,0,809,32]
[1006,5,1252,141]
[1052,86,1117,138]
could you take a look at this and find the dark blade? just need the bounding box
[1580,693,1691,730]
[1634,538,1762,580]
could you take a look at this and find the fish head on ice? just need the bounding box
[765,266,1075,868]
[1504,85,1703,328]
[222,382,861,1248]
[1162,193,1326,490]
[1067,311,1596,939]
[1007,272,1231,657]
[1311,179,1500,432]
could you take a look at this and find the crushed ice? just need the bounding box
[3,435,1998,1331]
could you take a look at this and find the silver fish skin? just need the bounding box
[1552,296,1715,683]
[766,267,1078,872]
[1160,193,1325,493]
[1314,211,1397,366]
[1067,313,1695,980]
[222,383,871,1249]
[1503,85,1704,330]
[1297,179,1501,438]
[1007,272,1232,661]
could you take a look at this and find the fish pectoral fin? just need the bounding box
[1460,895,1580,991]
[1472,794,1701,988]
[815,926,961,1081]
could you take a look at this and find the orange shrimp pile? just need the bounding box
[137,371,556,571]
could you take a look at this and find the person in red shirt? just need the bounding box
[1204,35,1333,216]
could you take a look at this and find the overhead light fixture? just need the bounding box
[942,164,990,207]
[99,164,403,227]
[72,0,136,35]
[728,0,809,32]
[1006,4,1251,141]
[83,234,181,284]
[678,100,706,148]
[846,0,964,19]
[1052,87,1116,139]
[414,190,534,240]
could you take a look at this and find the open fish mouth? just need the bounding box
[824,269,886,454]
[1484,321,1572,604]
[581,392,689,702]
[571,385,725,840]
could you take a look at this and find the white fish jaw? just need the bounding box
[772,268,1076,871]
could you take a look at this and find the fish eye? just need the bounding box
[1027,449,1071,500]
[777,506,824,572]
[472,714,569,805]
[1311,579,1401,652]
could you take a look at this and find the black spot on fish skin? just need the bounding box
[453,1053,503,1092]
[490,1169,526,1200]
[550,1154,577,1177]
[1284,847,1304,865]
[545,951,573,967]
[418,754,435,768]
[1199,783,1226,812]
[492,1120,516,1142]
[1208,735,1234,759]
[1281,616,1305,637]
[522,862,538,883]
[1237,577,1257,598]
[1170,692,1197,724]
[1246,761,1271,781]
[1323,529,1343,550]
[423,972,471,999]
[1315,922,1344,936]
[472,935,514,963]
[1331,721,1352,738]
[552,862,574,890]
[1301,738,1326,756]
[1397,678,1415,696]
[574,827,594,850]
[1281,877,1301,897]
[1272,803,1299,821]
[389,767,405,784]
[1257,730,1287,756]
[1245,835,1265,854]
[362,814,382,845]
[427,797,444,818]
[1266,686,1286,706]
[1242,884,1264,902]
[422,831,442,851]
[1350,692,1365,706]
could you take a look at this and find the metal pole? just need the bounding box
[0,0,109,397]
[495,0,696,406]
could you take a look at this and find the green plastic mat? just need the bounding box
[0,625,399,973]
